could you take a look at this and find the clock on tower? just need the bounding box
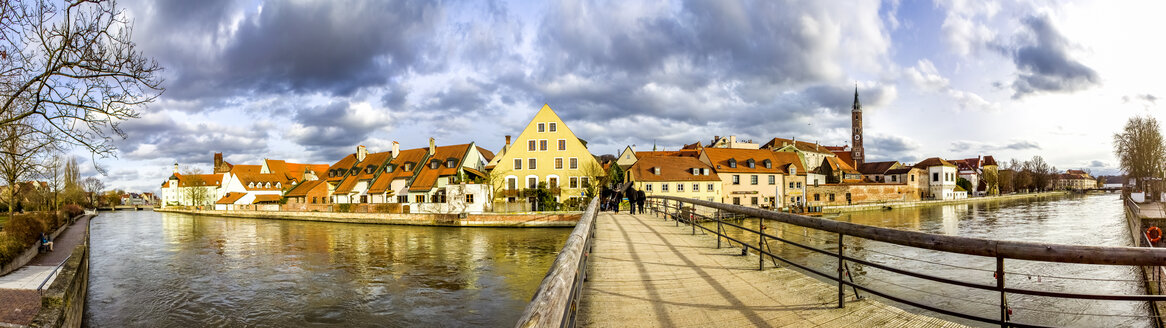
[851,87,864,165]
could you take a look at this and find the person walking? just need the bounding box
[627,188,638,215]
[613,192,622,214]
[636,189,646,214]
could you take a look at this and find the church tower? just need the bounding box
[851,87,864,165]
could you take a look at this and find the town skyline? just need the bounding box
[71,0,1160,192]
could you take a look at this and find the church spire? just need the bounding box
[852,85,862,112]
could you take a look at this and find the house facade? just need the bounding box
[699,148,785,208]
[914,157,961,200]
[628,155,721,203]
[161,164,224,208]
[486,104,602,210]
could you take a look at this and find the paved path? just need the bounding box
[578,212,966,328]
[0,215,89,326]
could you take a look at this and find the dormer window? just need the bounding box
[702,168,709,175]
[404,163,413,171]
[653,167,661,175]
[276,182,281,188]
[747,159,755,168]
[790,166,797,175]
[248,182,254,188]
[763,159,772,169]
[265,182,271,188]
[728,158,737,168]
[691,168,699,175]
[365,165,376,174]
[446,159,456,168]
[386,165,395,173]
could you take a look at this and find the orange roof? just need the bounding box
[857,161,899,175]
[252,195,281,204]
[635,150,699,158]
[832,151,856,168]
[630,156,720,182]
[409,144,473,191]
[326,155,359,182]
[231,165,261,175]
[285,180,326,197]
[763,137,839,154]
[215,192,246,204]
[913,157,955,168]
[771,152,807,175]
[476,146,495,163]
[367,148,428,194]
[236,173,286,191]
[701,148,783,173]
[161,181,169,188]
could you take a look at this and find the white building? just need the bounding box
[914,158,960,200]
[160,164,224,208]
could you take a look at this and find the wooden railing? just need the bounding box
[649,195,1166,328]
[515,197,599,328]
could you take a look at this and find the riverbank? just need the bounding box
[154,208,579,227]
[821,191,1068,213]
[0,214,92,327]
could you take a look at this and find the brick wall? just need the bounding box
[807,183,921,206]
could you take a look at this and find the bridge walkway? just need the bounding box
[578,212,965,327]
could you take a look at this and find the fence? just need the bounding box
[648,195,1166,328]
[514,197,600,328]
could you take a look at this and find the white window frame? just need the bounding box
[555,157,564,170]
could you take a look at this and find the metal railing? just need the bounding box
[648,195,1166,328]
[515,197,599,328]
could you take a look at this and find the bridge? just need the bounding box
[95,205,154,211]
[517,197,1166,328]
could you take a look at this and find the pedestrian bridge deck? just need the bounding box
[578,212,965,327]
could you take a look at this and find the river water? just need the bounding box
[705,193,1150,327]
[83,211,569,327]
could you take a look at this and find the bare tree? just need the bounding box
[1114,116,1166,195]
[179,167,211,207]
[0,117,53,218]
[43,154,62,211]
[81,175,101,206]
[0,0,163,161]
[483,167,511,212]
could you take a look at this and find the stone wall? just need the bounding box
[806,183,920,206]
[156,208,579,227]
[29,216,91,328]
[824,191,1068,213]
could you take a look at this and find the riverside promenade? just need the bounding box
[577,212,964,327]
[0,215,90,326]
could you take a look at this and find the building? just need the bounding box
[628,155,721,203]
[1056,169,1096,191]
[160,163,224,207]
[282,180,330,211]
[213,157,328,211]
[764,137,839,186]
[850,87,865,166]
[819,156,863,184]
[772,152,808,208]
[699,148,785,208]
[913,157,961,200]
[486,104,603,210]
[857,161,902,183]
[883,167,928,198]
[708,135,760,149]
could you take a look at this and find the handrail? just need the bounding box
[647,195,1166,327]
[36,257,69,292]
[515,197,600,328]
[652,195,1166,266]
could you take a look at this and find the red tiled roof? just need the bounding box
[409,144,473,191]
[857,161,899,175]
[285,180,326,198]
[701,148,783,173]
[231,165,261,175]
[772,152,807,175]
[832,151,856,168]
[630,156,720,182]
[823,156,860,174]
[983,156,998,166]
[367,148,428,194]
[252,195,281,204]
[635,150,699,158]
[762,137,839,154]
[215,192,246,204]
[237,173,286,191]
[913,157,955,168]
[326,155,359,182]
[476,146,495,163]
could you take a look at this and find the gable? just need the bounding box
[490,104,601,174]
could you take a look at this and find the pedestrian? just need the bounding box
[627,188,638,215]
[636,189,646,214]
[613,192,621,214]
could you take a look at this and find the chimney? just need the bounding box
[213,153,223,171]
[391,141,400,158]
[505,135,511,147]
[729,135,736,145]
[428,137,436,155]
[356,145,368,162]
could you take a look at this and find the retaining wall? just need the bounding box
[821,191,1068,213]
[154,209,579,227]
[28,215,92,328]
[0,217,73,277]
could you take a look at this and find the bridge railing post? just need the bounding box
[997,256,1007,326]
[716,210,722,249]
[759,219,764,271]
[837,233,844,308]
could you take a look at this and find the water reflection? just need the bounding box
[704,194,1151,327]
[85,211,569,327]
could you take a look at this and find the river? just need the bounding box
[83,211,569,327]
[704,193,1150,327]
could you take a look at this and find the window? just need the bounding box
[514,158,522,170]
[581,177,590,188]
[415,195,425,203]
[693,183,699,191]
[538,123,545,132]
[397,195,408,203]
[751,197,758,205]
[508,177,517,190]
[549,177,558,188]
[529,158,537,170]
[448,176,456,184]
[769,176,776,185]
[728,158,737,168]
[764,159,772,168]
[789,182,794,188]
[430,161,439,169]
[911,175,915,182]
[386,165,394,173]
[814,194,820,201]
[360,195,368,203]
[733,197,741,205]
[933,173,939,181]
[528,140,536,151]
[569,158,578,169]
[528,177,537,188]
[796,182,802,188]
[892,175,898,182]
[707,183,714,191]
[662,184,669,192]
[732,175,740,185]
[813,178,819,186]
[312,197,318,204]
[404,163,413,171]
[558,139,566,150]
[750,175,758,185]
[447,159,456,168]
[366,165,376,174]
[540,140,548,151]
[555,158,563,169]
[276,182,281,188]
[747,159,755,168]
[570,177,578,188]
[646,184,653,192]
[549,122,557,132]
[677,183,684,192]
[829,194,836,202]
[465,194,474,203]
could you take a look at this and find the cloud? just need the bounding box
[904,59,997,111]
[1123,94,1158,109]
[995,15,1100,98]
[949,139,1040,153]
[115,112,269,165]
[1089,160,1106,168]
[866,133,922,162]
[284,101,393,160]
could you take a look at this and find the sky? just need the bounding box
[83,0,1166,192]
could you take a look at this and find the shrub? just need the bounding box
[375,203,399,213]
[337,204,352,213]
[63,204,84,219]
[0,234,24,267]
[4,214,46,246]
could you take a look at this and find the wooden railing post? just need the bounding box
[837,233,845,308]
[716,211,722,249]
[997,256,1007,326]
[759,219,764,270]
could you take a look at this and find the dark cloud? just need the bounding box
[1003,140,1040,150]
[284,101,393,161]
[1089,160,1106,168]
[115,113,269,164]
[866,134,921,162]
[995,15,1099,98]
[949,140,1040,154]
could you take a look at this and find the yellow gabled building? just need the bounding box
[487,104,602,210]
